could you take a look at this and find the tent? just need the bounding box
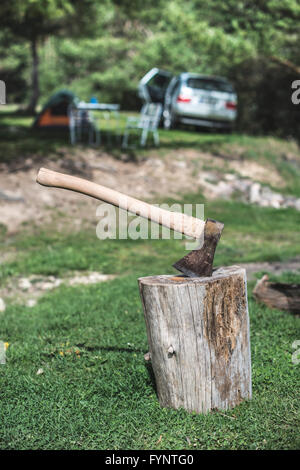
[33,90,79,129]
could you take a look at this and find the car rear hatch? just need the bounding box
[138,68,173,103]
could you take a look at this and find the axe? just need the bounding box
[36,168,224,277]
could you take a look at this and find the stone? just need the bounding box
[294,199,300,211]
[224,173,236,181]
[19,278,32,291]
[0,298,6,312]
[173,160,186,168]
[216,181,234,198]
[249,183,261,203]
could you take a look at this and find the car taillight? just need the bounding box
[177,95,191,103]
[226,101,237,110]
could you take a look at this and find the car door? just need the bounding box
[138,68,173,103]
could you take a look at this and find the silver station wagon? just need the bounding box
[138,68,237,130]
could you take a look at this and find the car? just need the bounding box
[138,68,237,131]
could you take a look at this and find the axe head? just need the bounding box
[173,218,224,277]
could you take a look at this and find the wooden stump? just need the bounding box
[138,266,252,414]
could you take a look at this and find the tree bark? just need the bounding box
[139,266,252,414]
[27,38,39,114]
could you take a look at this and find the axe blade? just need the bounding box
[173,218,224,277]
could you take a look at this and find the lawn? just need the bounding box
[0,109,299,450]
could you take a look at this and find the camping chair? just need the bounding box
[68,105,100,145]
[122,103,162,148]
[101,109,121,146]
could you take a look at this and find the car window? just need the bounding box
[148,74,171,90]
[187,78,234,93]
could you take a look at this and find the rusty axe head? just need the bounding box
[173,218,224,277]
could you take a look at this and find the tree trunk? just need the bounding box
[27,38,39,114]
[270,55,300,75]
[139,266,252,414]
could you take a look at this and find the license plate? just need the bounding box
[199,96,217,105]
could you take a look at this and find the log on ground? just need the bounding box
[253,274,300,314]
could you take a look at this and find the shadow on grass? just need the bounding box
[0,125,68,165]
[0,108,239,165]
[145,361,157,394]
[0,123,127,166]
[75,344,145,354]
[74,343,158,393]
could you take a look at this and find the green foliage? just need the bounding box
[0,0,97,40]
[1,1,299,132]
[194,0,300,57]
[0,0,100,111]
[0,32,29,103]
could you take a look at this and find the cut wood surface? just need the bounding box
[139,266,252,414]
[253,274,300,314]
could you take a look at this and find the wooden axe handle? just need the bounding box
[37,168,205,239]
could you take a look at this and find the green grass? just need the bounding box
[0,108,299,449]
[0,270,299,450]
[0,198,299,450]
[1,197,300,283]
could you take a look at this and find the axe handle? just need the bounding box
[37,168,205,239]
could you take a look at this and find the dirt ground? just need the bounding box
[0,147,298,308]
[0,147,285,234]
[239,258,300,280]
[1,259,299,309]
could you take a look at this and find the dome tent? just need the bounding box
[33,90,79,129]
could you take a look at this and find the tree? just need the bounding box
[191,0,300,72]
[1,0,98,113]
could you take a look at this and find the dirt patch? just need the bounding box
[230,160,284,187]
[0,146,288,234]
[1,258,299,308]
[1,271,117,307]
[238,257,300,281]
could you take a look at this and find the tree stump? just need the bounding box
[138,266,252,414]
